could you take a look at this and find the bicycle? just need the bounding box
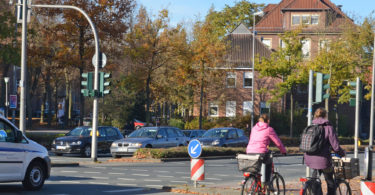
[299,155,352,195]
[237,152,286,195]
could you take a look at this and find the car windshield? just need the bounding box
[128,128,157,138]
[183,131,191,137]
[66,127,90,136]
[202,129,228,138]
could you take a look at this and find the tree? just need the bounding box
[258,29,308,137]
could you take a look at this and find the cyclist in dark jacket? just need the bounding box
[304,108,345,195]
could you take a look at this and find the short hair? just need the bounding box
[314,108,327,119]
[258,114,269,123]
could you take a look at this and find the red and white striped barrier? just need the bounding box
[361,181,375,195]
[191,159,204,181]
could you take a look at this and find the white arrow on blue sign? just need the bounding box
[188,139,202,159]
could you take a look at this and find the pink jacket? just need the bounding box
[246,122,287,154]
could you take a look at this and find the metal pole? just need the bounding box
[12,66,16,124]
[354,77,360,158]
[4,78,9,118]
[370,34,375,147]
[31,4,100,162]
[19,0,28,133]
[306,70,314,177]
[251,14,255,128]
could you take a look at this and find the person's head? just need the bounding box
[258,114,269,123]
[314,107,327,119]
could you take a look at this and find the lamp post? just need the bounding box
[252,11,264,128]
[4,77,9,118]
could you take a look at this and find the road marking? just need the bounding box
[59,181,80,184]
[118,178,136,181]
[89,182,109,185]
[199,182,215,185]
[61,171,78,173]
[170,181,187,183]
[132,169,148,172]
[171,162,185,165]
[144,179,161,182]
[213,174,229,177]
[175,172,186,174]
[157,175,173,178]
[92,176,109,180]
[116,183,137,186]
[131,174,150,177]
[207,165,225,167]
[109,172,124,175]
[154,170,169,173]
[84,171,101,174]
[112,168,128,171]
[181,176,190,179]
[103,188,144,193]
[93,167,106,169]
[145,185,163,188]
[206,177,222,181]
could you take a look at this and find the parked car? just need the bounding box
[0,115,51,190]
[182,129,205,142]
[110,126,188,158]
[51,126,123,157]
[197,127,248,147]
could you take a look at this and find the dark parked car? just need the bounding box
[110,126,188,158]
[51,126,124,157]
[197,127,248,147]
[182,129,205,142]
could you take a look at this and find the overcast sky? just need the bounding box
[137,0,374,26]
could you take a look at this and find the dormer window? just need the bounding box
[292,14,319,25]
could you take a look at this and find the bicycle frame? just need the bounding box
[242,172,267,193]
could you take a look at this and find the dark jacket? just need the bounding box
[304,118,343,170]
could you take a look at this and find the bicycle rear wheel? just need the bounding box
[241,175,259,195]
[301,180,314,195]
[336,180,351,195]
[269,172,285,195]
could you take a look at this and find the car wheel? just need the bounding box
[22,161,46,190]
[112,153,120,158]
[81,145,91,157]
[222,144,227,147]
[178,144,184,147]
[55,153,63,156]
[145,144,152,148]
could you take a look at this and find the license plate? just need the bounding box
[56,146,66,150]
[118,147,128,152]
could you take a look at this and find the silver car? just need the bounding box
[110,126,188,158]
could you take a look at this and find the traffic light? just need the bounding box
[315,72,330,103]
[99,72,111,97]
[81,72,93,97]
[348,79,362,107]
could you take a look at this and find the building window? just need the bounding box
[209,103,219,117]
[226,72,236,88]
[302,15,310,24]
[226,101,236,117]
[319,39,330,52]
[301,39,311,58]
[243,101,253,116]
[262,38,272,49]
[243,72,253,88]
[260,102,271,115]
[279,39,286,49]
[292,15,300,25]
[311,15,319,25]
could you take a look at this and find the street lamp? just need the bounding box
[251,11,264,128]
[4,77,9,118]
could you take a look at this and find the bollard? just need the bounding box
[191,158,204,188]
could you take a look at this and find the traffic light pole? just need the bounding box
[19,0,28,133]
[354,77,360,158]
[306,70,313,177]
[28,3,101,162]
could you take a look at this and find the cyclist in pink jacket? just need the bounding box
[246,114,287,183]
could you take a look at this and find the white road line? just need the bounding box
[112,168,128,171]
[157,175,173,178]
[103,188,144,193]
[61,171,78,173]
[131,174,149,177]
[118,178,136,181]
[59,181,80,184]
[109,173,124,175]
[89,182,109,185]
[84,171,101,174]
[213,174,229,177]
[93,167,106,169]
[154,170,169,173]
[170,181,187,183]
[207,165,225,167]
[92,176,109,180]
[145,185,163,188]
[116,183,138,186]
[132,169,148,172]
[206,177,222,181]
[199,182,215,185]
[175,172,186,174]
[181,176,190,179]
[144,179,161,182]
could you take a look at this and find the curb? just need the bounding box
[51,162,80,167]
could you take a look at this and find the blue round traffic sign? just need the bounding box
[188,139,202,159]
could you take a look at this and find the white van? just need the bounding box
[0,115,50,190]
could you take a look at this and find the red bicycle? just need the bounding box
[237,152,286,195]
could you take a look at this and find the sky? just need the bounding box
[137,0,375,26]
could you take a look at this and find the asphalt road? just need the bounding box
[0,153,373,194]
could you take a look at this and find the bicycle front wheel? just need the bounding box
[336,180,351,195]
[269,172,285,195]
[241,175,259,195]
